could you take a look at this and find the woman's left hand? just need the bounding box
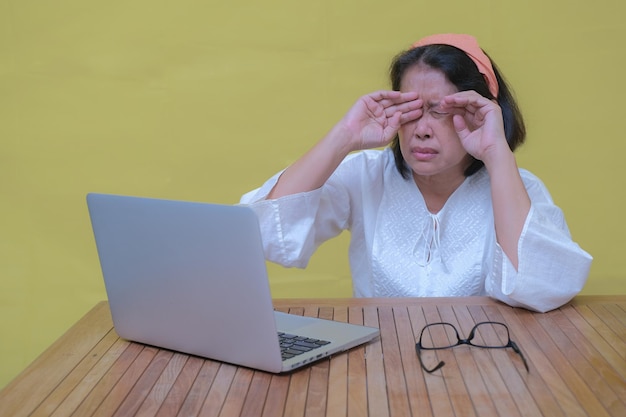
[440,91,510,165]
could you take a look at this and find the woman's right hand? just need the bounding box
[338,90,423,151]
[267,91,422,199]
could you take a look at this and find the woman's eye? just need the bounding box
[431,110,449,118]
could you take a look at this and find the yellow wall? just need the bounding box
[1,0,625,387]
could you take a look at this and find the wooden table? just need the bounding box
[1,296,624,417]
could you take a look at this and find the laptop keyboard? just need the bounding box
[278,332,331,360]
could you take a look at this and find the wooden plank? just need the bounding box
[91,345,160,417]
[417,305,456,417]
[282,306,315,417]
[71,341,144,416]
[515,311,611,417]
[154,355,204,417]
[548,309,626,405]
[50,337,131,417]
[568,296,626,305]
[176,360,221,416]
[112,349,175,416]
[217,367,255,417]
[283,366,311,417]
[29,328,120,417]
[561,305,626,377]
[196,363,238,415]
[477,305,564,417]
[239,371,272,417]
[305,361,331,417]
[304,307,333,417]
[288,307,305,316]
[346,306,368,417]
[274,295,626,309]
[273,296,502,308]
[318,306,334,321]
[604,303,626,329]
[363,306,388,417]
[394,306,433,417]
[495,306,580,417]
[376,306,411,417]
[134,352,190,417]
[0,301,114,417]
[438,305,499,417]
[452,305,523,417]
[260,374,290,417]
[535,309,626,416]
[326,306,349,417]
[423,304,477,417]
[463,305,539,417]
[586,303,626,346]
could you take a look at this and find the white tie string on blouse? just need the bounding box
[414,213,445,271]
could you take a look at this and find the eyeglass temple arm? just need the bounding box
[416,345,446,373]
[425,360,445,373]
[509,341,529,372]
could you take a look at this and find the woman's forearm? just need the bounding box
[267,124,354,199]
[486,150,531,269]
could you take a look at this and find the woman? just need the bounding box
[240,33,592,312]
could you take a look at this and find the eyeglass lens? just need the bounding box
[419,322,510,349]
[416,321,528,372]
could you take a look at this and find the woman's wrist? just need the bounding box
[325,122,361,156]
[481,143,517,175]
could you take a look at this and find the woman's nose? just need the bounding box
[414,116,432,139]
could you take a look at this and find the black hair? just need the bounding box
[389,44,526,178]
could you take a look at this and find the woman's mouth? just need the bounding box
[412,147,438,161]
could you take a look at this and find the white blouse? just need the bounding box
[240,148,592,312]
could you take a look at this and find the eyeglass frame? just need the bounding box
[415,321,529,373]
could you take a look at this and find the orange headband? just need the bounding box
[412,34,499,98]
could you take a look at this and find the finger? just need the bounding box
[367,90,400,101]
[361,96,386,119]
[442,90,485,102]
[375,90,419,106]
[443,94,497,129]
[383,111,403,139]
[398,108,423,125]
[441,92,494,112]
[383,98,423,118]
[452,114,471,139]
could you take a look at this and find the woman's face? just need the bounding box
[398,64,472,183]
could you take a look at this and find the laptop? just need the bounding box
[86,193,379,373]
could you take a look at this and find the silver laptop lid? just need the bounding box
[86,193,284,372]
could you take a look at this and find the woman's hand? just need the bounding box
[267,91,420,199]
[442,91,530,269]
[440,91,510,165]
[339,90,423,151]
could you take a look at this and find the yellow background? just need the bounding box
[1,0,625,388]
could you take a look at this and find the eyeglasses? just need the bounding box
[415,321,529,373]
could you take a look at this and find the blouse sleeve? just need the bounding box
[485,171,593,312]
[239,166,353,268]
